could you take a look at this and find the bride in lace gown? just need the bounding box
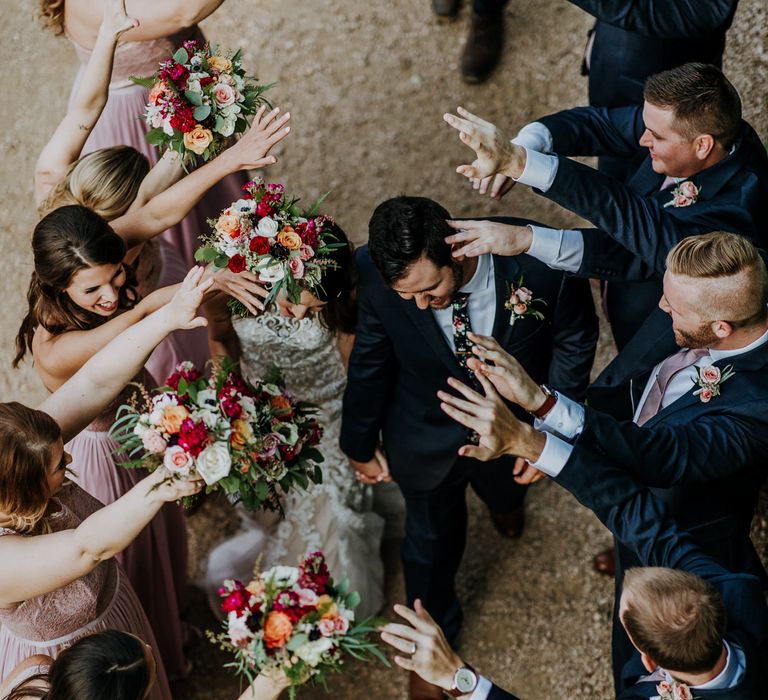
[202,231,386,620]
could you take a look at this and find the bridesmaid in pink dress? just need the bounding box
[40,0,249,267]
[0,273,211,699]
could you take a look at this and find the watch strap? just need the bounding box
[448,664,478,697]
[530,386,557,419]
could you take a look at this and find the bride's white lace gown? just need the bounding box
[201,311,385,619]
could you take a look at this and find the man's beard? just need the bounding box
[674,323,718,349]
[429,263,465,310]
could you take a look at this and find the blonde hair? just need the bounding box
[621,568,726,674]
[666,232,768,324]
[0,403,62,534]
[39,146,150,220]
[38,0,65,35]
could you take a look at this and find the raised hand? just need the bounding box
[163,266,214,330]
[445,220,532,259]
[380,599,465,691]
[471,172,516,200]
[438,373,540,462]
[227,106,291,171]
[465,333,547,412]
[101,0,139,38]
[145,467,205,502]
[212,268,270,315]
[443,107,526,182]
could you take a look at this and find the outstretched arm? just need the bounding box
[34,0,138,206]
[40,267,212,441]
[569,0,736,38]
[111,106,291,248]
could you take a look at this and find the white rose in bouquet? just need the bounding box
[295,637,334,667]
[257,216,279,238]
[195,441,232,485]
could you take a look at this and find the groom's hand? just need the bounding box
[350,451,392,485]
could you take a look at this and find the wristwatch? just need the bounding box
[530,384,557,419]
[448,665,478,697]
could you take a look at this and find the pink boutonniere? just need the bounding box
[693,364,735,403]
[656,680,693,700]
[504,275,545,326]
[663,180,700,208]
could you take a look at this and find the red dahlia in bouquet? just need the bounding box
[209,551,387,696]
[109,360,323,512]
[194,178,344,315]
[131,39,272,168]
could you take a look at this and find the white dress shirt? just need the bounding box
[432,253,495,351]
[531,327,768,477]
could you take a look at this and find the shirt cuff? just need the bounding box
[510,121,553,153]
[530,432,574,478]
[468,675,493,700]
[538,393,586,440]
[514,148,559,192]
[526,226,585,273]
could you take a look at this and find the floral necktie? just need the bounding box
[452,292,474,375]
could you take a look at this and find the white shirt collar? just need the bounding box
[458,253,493,295]
[662,640,745,691]
[708,325,768,361]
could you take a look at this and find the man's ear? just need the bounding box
[711,320,734,339]
[693,134,716,161]
[640,651,657,674]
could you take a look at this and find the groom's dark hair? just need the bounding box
[368,196,454,284]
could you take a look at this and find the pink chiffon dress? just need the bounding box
[68,26,249,266]
[65,375,190,681]
[0,482,172,700]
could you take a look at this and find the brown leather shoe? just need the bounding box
[461,11,504,84]
[489,504,525,539]
[432,0,460,18]
[593,547,616,576]
[409,671,446,700]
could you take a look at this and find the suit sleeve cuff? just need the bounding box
[514,148,559,191]
[527,226,585,273]
[510,121,553,153]
[467,675,493,700]
[537,393,585,440]
[530,432,574,478]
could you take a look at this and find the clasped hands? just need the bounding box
[438,333,548,485]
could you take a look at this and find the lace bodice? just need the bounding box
[0,483,118,643]
[70,27,203,88]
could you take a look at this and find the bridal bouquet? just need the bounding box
[131,39,271,167]
[209,551,387,695]
[195,178,343,315]
[109,360,324,512]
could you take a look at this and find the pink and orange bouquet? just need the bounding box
[109,360,323,512]
[195,178,343,315]
[209,551,387,695]
[131,39,271,167]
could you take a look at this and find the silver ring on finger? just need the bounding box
[409,642,417,655]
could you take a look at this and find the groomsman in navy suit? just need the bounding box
[437,232,768,690]
[572,0,739,180]
[380,439,768,699]
[340,196,597,700]
[444,62,768,349]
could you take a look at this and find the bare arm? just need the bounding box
[111,106,291,248]
[129,150,184,211]
[35,0,138,207]
[0,468,202,607]
[204,292,242,359]
[40,268,212,441]
[237,674,290,700]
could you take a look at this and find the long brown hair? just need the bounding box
[0,403,62,534]
[14,205,138,368]
[39,147,150,220]
[316,222,358,335]
[37,0,66,35]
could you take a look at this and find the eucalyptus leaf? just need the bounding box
[194,104,212,122]
[173,47,189,64]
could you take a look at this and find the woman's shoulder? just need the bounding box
[0,654,52,699]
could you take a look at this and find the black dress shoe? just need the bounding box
[488,504,525,539]
[432,0,461,18]
[593,547,616,576]
[461,11,504,84]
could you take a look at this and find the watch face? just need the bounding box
[455,667,478,693]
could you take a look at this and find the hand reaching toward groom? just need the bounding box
[350,447,392,485]
[445,220,533,260]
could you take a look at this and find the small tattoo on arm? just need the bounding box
[78,124,91,131]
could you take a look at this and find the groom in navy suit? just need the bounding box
[444,62,768,349]
[340,196,597,699]
[381,439,768,699]
[437,232,768,691]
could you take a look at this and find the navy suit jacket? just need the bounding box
[340,220,598,491]
[580,307,768,581]
[572,0,738,108]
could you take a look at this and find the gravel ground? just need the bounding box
[1,1,766,699]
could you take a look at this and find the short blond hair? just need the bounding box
[621,568,725,674]
[666,232,768,324]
